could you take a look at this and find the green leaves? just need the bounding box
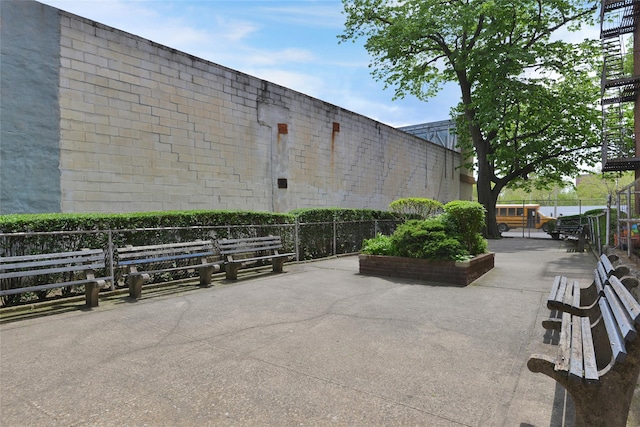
[388,197,443,219]
[341,0,601,237]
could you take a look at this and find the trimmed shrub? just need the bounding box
[390,218,467,260]
[388,198,443,220]
[443,201,487,255]
[361,200,489,261]
[361,233,397,256]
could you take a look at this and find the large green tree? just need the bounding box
[340,0,602,237]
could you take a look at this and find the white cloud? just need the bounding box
[243,68,325,97]
[256,4,346,28]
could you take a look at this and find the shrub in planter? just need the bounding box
[388,197,443,220]
[361,200,488,262]
[391,218,467,260]
[443,200,487,255]
[361,233,397,256]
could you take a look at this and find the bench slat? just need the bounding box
[116,240,213,253]
[604,285,637,341]
[569,313,585,380]
[1,253,104,271]
[562,279,574,307]
[118,252,215,266]
[0,276,112,296]
[219,236,280,244]
[556,277,567,306]
[0,249,104,263]
[0,262,106,280]
[597,262,608,283]
[118,246,214,259]
[580,316,599,381]
[609,275,640,323]
[227,252,295,264]
[599,298,627,363]
[117,243,213,258]
[572,282,581,308]
[556,312,572,373]
[548,276,563,304]
[600,254,615,277]
[594,267,604,294]
[220,244,284,256]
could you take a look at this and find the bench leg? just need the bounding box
[128,274,148,299]
[198,265,214,286]
[85,282,101,307]
[225,263,241,280]
[272,257,286,273]
[529,339,640,427]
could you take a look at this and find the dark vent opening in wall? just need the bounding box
[277,178,288,189]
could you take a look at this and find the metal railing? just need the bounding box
[616,178,640,256]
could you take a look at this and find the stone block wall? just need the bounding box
[1,1,466,214]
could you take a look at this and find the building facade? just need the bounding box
[0,1,472,214]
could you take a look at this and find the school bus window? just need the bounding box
[499,208,506,216]
[517,208,524,216]
[508,208,516,216]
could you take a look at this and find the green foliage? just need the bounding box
[443,201,487,255]
[361,233,397,256]
[340,0,602,238]
[359,200,489,260]
[390,219,467,261]
[388,198,443,219]
[289,207,396,223]
[0,210,294,234]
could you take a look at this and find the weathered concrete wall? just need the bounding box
[1,1,464,214]
[0,1,61,213]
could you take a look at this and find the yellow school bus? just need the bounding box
[495,204,554,232]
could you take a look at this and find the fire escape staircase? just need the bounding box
[601,0,640,171]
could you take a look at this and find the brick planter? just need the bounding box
[358,252,495,286]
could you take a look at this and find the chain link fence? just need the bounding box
[1,219,402,306]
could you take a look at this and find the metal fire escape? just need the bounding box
[601,0,640,171]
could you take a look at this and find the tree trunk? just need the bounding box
[465,112,500,238]
[458,76,501,238]
[476,163,500,238]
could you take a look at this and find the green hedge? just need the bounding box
[0,208,400,306]
[290,207,400,260]
[0,210,293,233]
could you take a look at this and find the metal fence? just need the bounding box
[0,219,402,305]
[616,179,640,257]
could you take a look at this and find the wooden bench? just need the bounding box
[218,235,295,280]
[563,224,588,252]
[529,273,640,427]
[549,220,584,240]
[546,254,633,317]
[0,249,111,307]
[116,240,222,299]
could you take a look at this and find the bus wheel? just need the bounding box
[498,223,509,233]
[542,223,549,232]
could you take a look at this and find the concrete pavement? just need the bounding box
[0,237,618,426]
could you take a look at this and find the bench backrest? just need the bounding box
[598,275,640,364]
[0,249,106,280]
[219,236,283,256]
[116,240,215,266]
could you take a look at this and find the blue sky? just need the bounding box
[38,0,600,128]
[38,0,462,128]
